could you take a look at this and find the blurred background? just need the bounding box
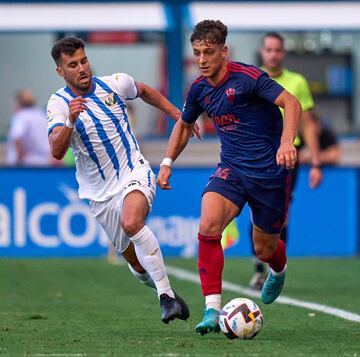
[1,0,359,259]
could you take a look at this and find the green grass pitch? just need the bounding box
[1,258,359,356]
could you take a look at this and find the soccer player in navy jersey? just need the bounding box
[157,20,301,335]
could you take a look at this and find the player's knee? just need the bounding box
[199,219,222,236]
[121,216,144,237]
[254,244,276,261]
[252,224,278,260]
[254,246,267,260]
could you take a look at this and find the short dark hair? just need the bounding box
[51,37,85,65]
[262,32,284,47]
[190,20,228,45]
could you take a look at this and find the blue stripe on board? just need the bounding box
[94,77,139,152]
[54,92,105,180]
[85,106,120,178]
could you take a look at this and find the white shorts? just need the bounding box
[90,157,156,253]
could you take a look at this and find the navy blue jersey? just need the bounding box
[182,61,286,178]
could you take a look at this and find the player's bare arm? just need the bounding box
[301,110,323,188]
[49,96,87,160]
[136,81,201,140]
[156,119,194,190]
[274,90,301,169]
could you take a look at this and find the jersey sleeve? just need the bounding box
[111,73,138,100]
[47,94,68,136]
[182,84,204,124]
[254,73,285,103]
[295,75,314,112]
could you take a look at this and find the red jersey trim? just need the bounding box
[230,62,261,77]
[229,63,261,80]
[206,62,231,88]
[192,75,205,84]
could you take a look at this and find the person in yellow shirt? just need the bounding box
[249,32,323,289]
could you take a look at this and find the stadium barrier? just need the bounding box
[0,167,358,257]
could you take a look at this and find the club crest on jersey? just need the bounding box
[102,93,118,108]
[225,88,236,103]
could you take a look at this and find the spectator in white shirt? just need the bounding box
[6,89,51,166]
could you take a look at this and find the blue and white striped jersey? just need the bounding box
[47,73,141,202]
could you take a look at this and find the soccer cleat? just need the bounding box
[195,308,220,335]
[174,292,190,321]
[159,292,189,324]
[249,272,267,291]
[261,269,286,304]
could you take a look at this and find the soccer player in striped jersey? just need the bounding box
[157,20,301,335]
[47,37,193,324]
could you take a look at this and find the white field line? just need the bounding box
[167,265,360,323]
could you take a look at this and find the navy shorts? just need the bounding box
[202,164,291,234]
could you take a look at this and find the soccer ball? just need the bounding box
[219,298,263,339]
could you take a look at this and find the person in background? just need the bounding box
[299,111,341,165]
[6,89,51,166]
[248,32,323,290]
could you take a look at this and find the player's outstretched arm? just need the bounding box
[136,81,201,140]
[157,119,194,190]
[275,90,301,169]
[136,81,181,121]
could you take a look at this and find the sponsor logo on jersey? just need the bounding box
[212,113,240,128]
[102,93,117,108]
[204,95,211,105]
[47,109,54,123]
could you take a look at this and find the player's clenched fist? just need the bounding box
[276,141,297,169]
[156,165,172,190]
[69,97,87,123]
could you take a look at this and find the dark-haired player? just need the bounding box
[47,36,192,324]
[157,20,301,334]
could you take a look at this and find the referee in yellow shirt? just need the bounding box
[249,32,323,290]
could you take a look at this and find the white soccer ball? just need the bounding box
[219,298,263,340]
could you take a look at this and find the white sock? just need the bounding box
[205,294,222,311]
[128,263,156,290]
[271,264,287,276]
[129,225,175,299]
